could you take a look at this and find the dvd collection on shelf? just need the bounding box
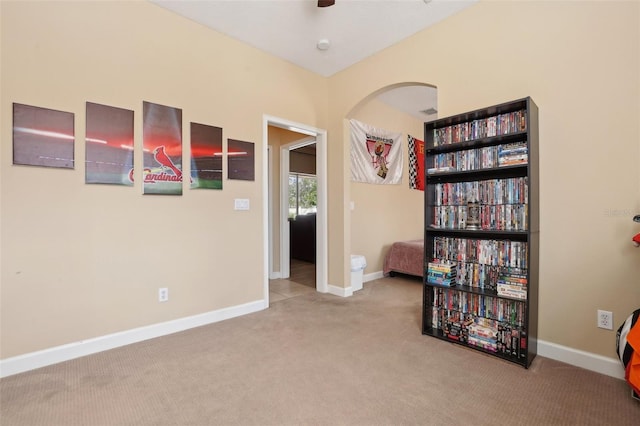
[428,141,528,174]
[431,290,528,359]
[433,178,528,206]
[430,237,528,290]
[423,97,538,368]
[431,177,529,230]
[432,204,528,231]
[432,287,526,324]
[433,109,527,147]
[432,237,528,269]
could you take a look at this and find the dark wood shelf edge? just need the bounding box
[425,131,528,154]
[421,328,533,368]
[424,97,530,129]
[425,228,529,241]
[426,163,528,178]
[424,282,528,301]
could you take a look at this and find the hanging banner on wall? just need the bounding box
[350,119,403,184]
[408,135,425,191]
[142,101,183,195]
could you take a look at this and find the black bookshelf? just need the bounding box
[422,97,539,368]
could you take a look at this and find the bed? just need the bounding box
[383,239,424,278]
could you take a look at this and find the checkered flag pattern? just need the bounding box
[409,135,418,189]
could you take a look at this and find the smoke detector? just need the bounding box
[317,39,331,51]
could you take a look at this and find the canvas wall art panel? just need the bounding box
[142,101,183,195]
[227,139,255,181]
[190,122,223,190]
[85,102,135,185]
[13,103,75,169]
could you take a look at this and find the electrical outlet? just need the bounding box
[597,309,613,330]
[158,287,169,303]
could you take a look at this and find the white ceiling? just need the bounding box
[151,0,478,120]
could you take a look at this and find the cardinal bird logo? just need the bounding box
[153,146,182,177]
[366,139,391,179]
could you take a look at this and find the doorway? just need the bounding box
[263,115,328,306]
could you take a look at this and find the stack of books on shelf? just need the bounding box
[497,268,528,300]
[427,261,457,286]
[498,141,528,166]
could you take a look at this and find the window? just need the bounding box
[289,173,317,218]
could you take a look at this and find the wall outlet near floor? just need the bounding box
[158,287,169,303]
[597,309,613,330]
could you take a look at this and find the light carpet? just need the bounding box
[1,276,638,425]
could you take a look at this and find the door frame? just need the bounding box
[263,115,328,305]
[280,136,316,279]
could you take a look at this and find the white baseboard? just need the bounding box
[327,270,381,297]
[364,271,384,282]
[0,299,266,378]
[2,295,624,382]
[327,270,379,297]
[269,271,282,279]
[340,271,625,381]
[537,339,624,379]
[328,284,353,297]
[321,267,386,298]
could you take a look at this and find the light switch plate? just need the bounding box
[234,198,250,210]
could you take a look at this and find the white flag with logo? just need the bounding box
[350,119,403,184]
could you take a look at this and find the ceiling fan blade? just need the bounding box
[318,0,335,7]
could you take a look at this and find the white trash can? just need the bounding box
[350,255,367,292]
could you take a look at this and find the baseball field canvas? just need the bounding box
[142,101,183,195]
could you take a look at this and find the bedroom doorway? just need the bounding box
[263,115,328,306]
[286,143,319,287]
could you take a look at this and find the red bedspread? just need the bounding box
[383,239,424,277]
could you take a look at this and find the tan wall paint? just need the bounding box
[349,99,424,273]
[328,1,640,358]
[0,1,328,358]
[1,0,638,364]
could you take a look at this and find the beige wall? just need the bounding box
[1,0,639,365]
[327,1,640,358]
[0,1,328,358]
[349,99,424,273]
